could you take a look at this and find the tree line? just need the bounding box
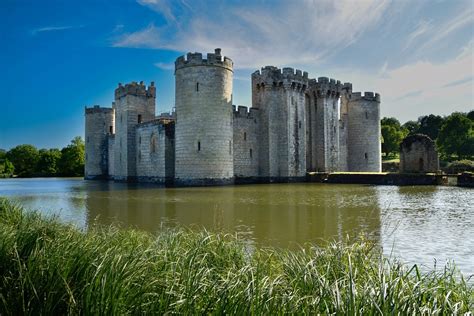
[0,137,85,178]
[381,111,474,160]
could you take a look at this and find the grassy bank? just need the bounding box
[0,199,472,314]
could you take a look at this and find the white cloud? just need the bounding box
[31,25,84,35]
[403,20,433,51]
[114,0,391,69]
[154,62,174,70]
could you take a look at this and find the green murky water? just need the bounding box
[1,178,472,276]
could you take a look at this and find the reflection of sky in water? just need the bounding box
[0,178,472,277]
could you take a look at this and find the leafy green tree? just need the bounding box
[417,115,444,140]
[59,137,85,176]
[402,120,420,135]
[3,159,15,175]
[6,144,39,177]
[0,149,5,160]
[467,110,474,121]
[381,117,407,157]
[437,112,474,159]
[38,148,62,175]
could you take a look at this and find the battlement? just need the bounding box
[306,76,343,97]
[175,48,233,72]
[114,81,156,100]
[233,105,259,119]
[252,66,308,90]
[349,91,381,102]
[85,105,114,115]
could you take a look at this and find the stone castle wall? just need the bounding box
[347,92,381,172]
[84,106,114,179]
[113,82,156,181]
[136,119,175,182]
[174,49,234,185]
[233,106,259,177]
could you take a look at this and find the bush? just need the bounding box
[443,160,474,174]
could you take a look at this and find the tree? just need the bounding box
[402,120,420,135]
[381,117,407,157]
[37,148,62,175]
[3,159,15,175]
[59,137,85,176]
[417,115,444,140]
[437,112,474,159]
[0,149,5,160]
[6,144,39,177]
[467,110,474,121]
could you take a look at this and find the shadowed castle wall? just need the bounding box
[84,106,114,179]
[233,106,259,177]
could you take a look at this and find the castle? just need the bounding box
[85,48,381,186]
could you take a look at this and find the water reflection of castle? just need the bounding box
[85,183,382,248]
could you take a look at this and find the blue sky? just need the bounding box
[0,0,473,150]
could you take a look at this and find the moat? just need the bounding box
[0,178,472,277]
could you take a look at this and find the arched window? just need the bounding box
[244,132,247,141]
[196,82,199,91]
[150,133,157,153]
[250,148,253,159]
[198,141,201,151]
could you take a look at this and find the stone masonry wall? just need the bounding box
[84,106,114,179]
[174,49,234,185]
[400,134,439,173]
[233,106,259,177]
[113,82,156,181]
[107,135,115,178]
[347,92,381,172]
[135,119,174,182]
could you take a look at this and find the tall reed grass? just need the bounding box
[0,198,472,314]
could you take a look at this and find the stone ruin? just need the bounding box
[400,134,439,173]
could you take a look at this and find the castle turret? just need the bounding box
[84,106,115,179]
[252,66,308,179]
[346,92,381,172]
[113,81,156,181]
[174,48,234,185]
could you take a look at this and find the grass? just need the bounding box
[0,198,472,314]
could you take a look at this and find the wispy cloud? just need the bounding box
[154,62,174,70]
[113,0,391,69]
[31,25,84,35]
[403,20,433,51]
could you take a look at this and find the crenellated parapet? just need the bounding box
[348,91,381,103]
[252,66,309,92]
[85,105,114,114]
[175,48,233,72]
[114,81,156,100]
[233,105,259,119]
[307,77,344,98]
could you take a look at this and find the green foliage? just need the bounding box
[58,136,85,176]
[37,148,62,175]
[0,149,5,160]
[381,117,407,157]
[402,120,420,135]
[417,114,444,140]
[0,199,471,314]
[437,112,474,159]
[6,144,39,177]
[467,110,474,121]
[443,160,474,174]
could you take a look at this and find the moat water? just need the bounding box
[0,178,473,277]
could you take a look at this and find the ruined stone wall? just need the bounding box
[347,92,381,172]
[84,106,114,179]
[174,49,234,185]
[113,81,156,181]
[400,134,439,173]
[251,66,307,178]
[135,119,174,182]
[233,106,259,177]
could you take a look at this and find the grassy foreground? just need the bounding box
[0,199,472,314]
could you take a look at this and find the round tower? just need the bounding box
[174,48,234,185]
[85,106,115,179]
[346,92,381,172]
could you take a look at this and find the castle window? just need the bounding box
[120,114,123,123]
[109,126,113,134]
[138,114,142,124]
[198,141,201,151]
[299,121,302,129]
[139,136,141,145]
[250,148,253,159]
[365,153,368,159]
[196,82,199,92]
[150,134,157,153]
[138,151,141,162]
[229,140,232,155]
[244,132,247,141]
